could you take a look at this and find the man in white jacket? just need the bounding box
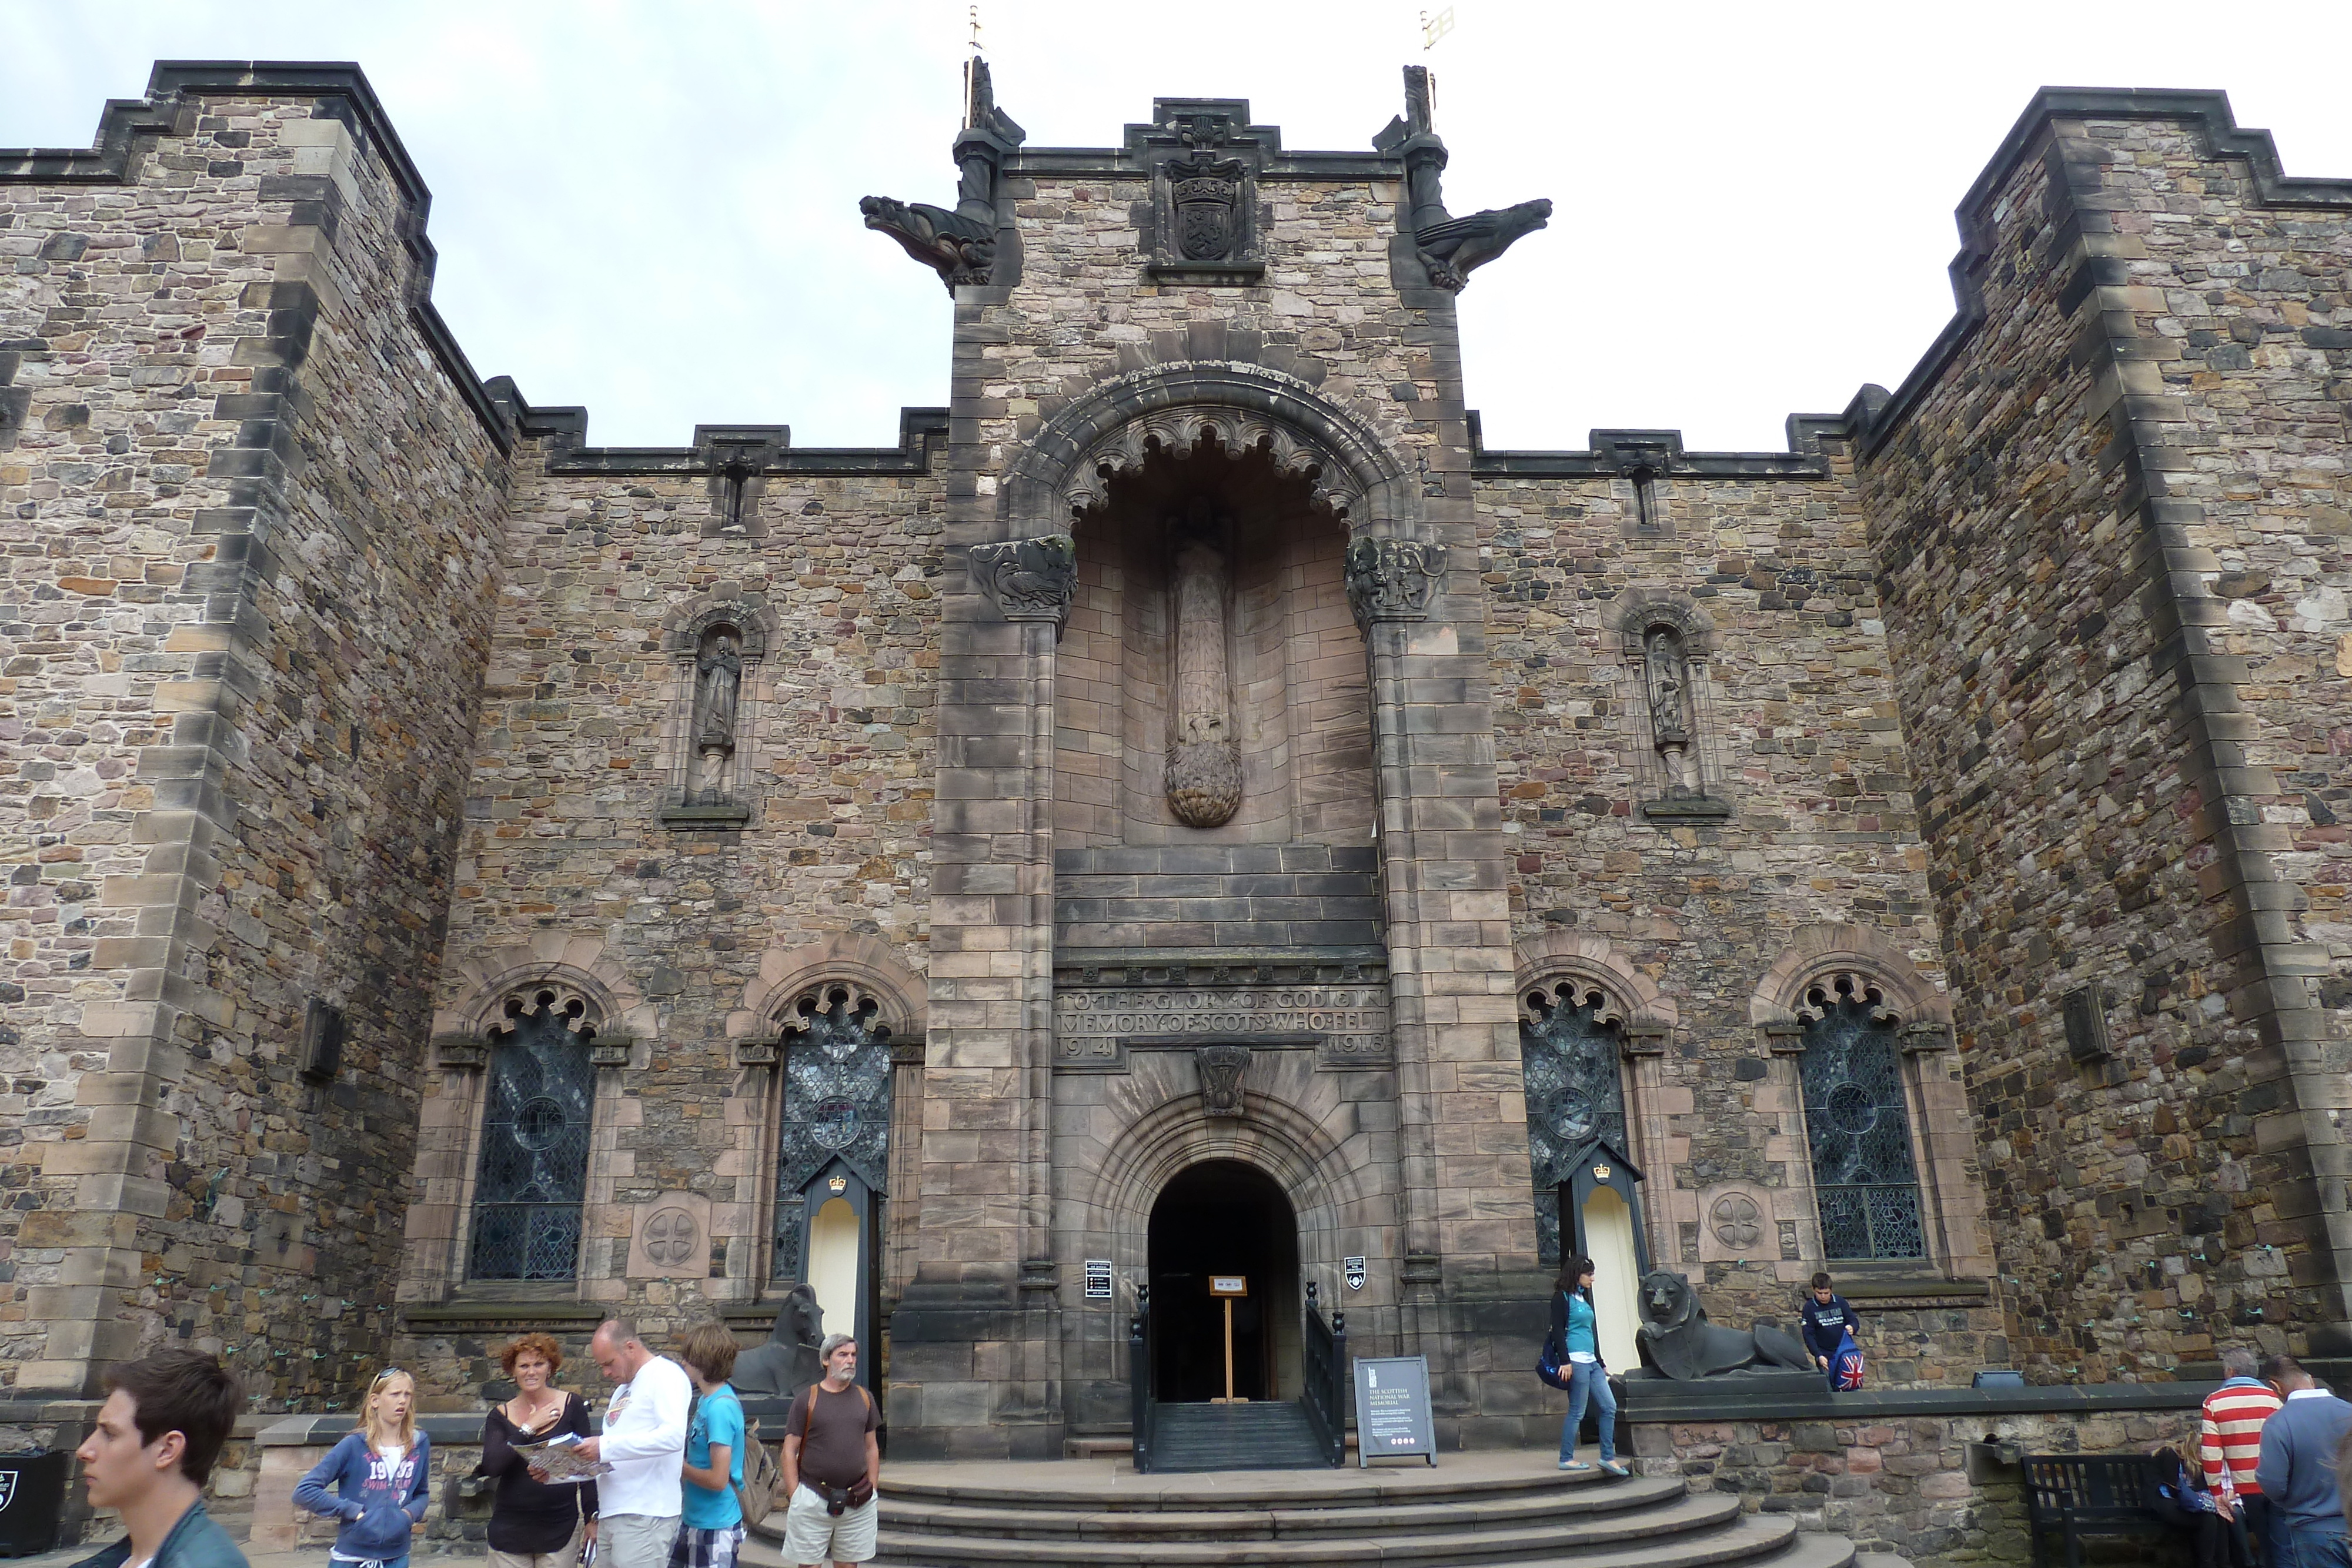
[573,1318,692,1568]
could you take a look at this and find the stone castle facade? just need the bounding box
[2,61,2348,1460]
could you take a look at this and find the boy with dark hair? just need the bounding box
[672,1325,747,1568]
[72,1350,249,1568]
[1799,1272,1864,1393]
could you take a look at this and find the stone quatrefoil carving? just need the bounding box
[1061,407,1364,523]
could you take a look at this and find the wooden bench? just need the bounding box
[2022,1453,2185,1567]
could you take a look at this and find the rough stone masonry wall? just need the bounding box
[392,444,943,1390]
[1,79,509,1402]
[1860,109,2347,1378]
[1480,454,1999,1372]
[2091,116,2352,1071]
[1630,1403,2199,1566]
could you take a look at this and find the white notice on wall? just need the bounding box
[1084,1259,1114,1299]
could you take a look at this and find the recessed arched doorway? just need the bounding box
[1148,1159,1300,1403]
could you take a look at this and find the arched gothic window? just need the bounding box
[468,988,599,1281]
[1798,978,1927,1260]
[1518,981,1630,1268]
[771,985,894,1283]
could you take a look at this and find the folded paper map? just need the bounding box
[514,1431,610,1485]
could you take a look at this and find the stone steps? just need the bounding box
[1148,1400,1331,1471]
[744,1454,1857,1568]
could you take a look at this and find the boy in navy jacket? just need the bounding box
[1799,1272,1863,1392]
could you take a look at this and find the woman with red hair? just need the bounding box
[480,1335,599,1568]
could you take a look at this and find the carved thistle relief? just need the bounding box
[1343,537,1443,631]
[1166,502,1241,828]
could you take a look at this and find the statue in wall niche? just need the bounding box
[1632,1269,1815,1381]
[691,628,742,804]
[1165,501,1242,829]
[1374,65,1551,292]
[1643,626,1702,797]
[733,1281,826,1399]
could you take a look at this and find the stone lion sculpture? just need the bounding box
[732,1282,826,1398]
[1633,1269,1814,1380]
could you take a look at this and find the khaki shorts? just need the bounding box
[487,1523,583,1568]
[781,1485,877,1564]
[599,1513,681,1568]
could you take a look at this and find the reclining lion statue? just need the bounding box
[1634,1269,1814,1380]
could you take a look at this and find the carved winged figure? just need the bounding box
[1411,198,1555,292]
[859,196,996,289]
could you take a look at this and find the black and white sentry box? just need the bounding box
[1351,1355,1436,1466]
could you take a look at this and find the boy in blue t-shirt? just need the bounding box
[672,1325,750,1568]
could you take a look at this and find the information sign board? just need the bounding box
[1083,1259,1114,1300]
[1351,1355,1436,1467]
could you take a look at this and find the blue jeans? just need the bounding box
[2287,1527,2347,1568]
[1561,1359,1616,1463]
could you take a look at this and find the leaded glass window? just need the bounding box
[773,987,892,1280]
[1519,984,1629,1268]
[468,999,597,1281]
[1799,985,1927,1260]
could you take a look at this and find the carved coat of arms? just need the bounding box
[1172,162,1244,262]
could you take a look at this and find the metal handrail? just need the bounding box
[1130,1284,1155,1473]
[1300,1281,1347,1466]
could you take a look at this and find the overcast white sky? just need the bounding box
[5,1,2350,453]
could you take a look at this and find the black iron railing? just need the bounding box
[1300,1281,1347,1467]
[1130,1285,1157,1474]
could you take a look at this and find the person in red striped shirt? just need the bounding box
[2202,1346,2286,1565]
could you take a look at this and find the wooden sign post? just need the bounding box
[1210,1274,1248,1403]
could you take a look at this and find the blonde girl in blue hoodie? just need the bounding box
[293,1369,432,1568]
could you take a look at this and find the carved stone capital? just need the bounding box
[968,534,1078,632]
[1343,537,1444,631]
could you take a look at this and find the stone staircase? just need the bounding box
[1150,1400,1331,1470]
[743,1452,1858,1568]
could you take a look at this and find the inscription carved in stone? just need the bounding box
[1166,502,1241,828]
[1053,982,1392,1070]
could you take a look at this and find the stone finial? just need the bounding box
[968,534,1078,632]
[1343,537,1443,631]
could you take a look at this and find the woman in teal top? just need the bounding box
[1549,1256,1627,1476]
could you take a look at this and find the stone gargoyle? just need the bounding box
[1375,65,1550,293]
[732,1281,825,1399]
[1633,1269,1815,1380]
[861,58,1024,290]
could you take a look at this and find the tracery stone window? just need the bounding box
[467,988,600,1281]
[771,984,893,1282]
[1518,981,1631,1268]
[1796,978,1927,1261]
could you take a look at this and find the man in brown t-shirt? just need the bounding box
[780,1334,880,1568]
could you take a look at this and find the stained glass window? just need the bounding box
[467,1001,596,1281]
[1799,987,1927,1260]
[773,988,892,1279]
[1518,985,1629,1268]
